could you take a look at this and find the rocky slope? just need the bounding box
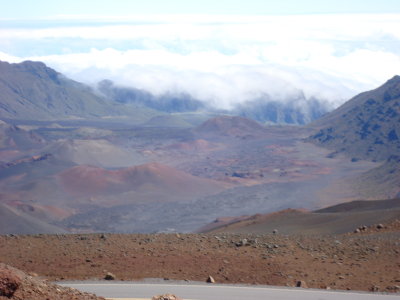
[0,230,399,293]
[0,263,104,300]
[308,75,400,161]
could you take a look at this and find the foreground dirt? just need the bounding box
[0,263,104,300]
[0,224,399,294]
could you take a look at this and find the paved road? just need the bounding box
[60,282,400,300]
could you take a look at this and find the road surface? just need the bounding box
[59,282,400,300]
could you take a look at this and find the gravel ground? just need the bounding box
[0,222,399,293]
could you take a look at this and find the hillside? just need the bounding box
[352,156,400,199]
[57,162,226,199]
[199,198,400,235]
[0,120,45,152]
[45,139,142,168]
[195,115,267,138]
[0,60,152,121]
[0,203,66,234]
[308,75,400,161]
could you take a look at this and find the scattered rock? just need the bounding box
[272,229,278,234]
[376,224,384,229]
[104,272,116,280]
[152,294,183,300]
[296,280,308,288]
[370,285,380,292]
[386,285,400,292]
[206,275,216,283]
[0,263,104,300]
[236,239,248,247]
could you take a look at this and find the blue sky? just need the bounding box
[1,0,400,108]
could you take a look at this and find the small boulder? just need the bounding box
[104,272,116,280]
[206,275,216,283]
[370,285,380,292]
[296,280,308,288]
[235,239,248,247]
[0,267,22,297]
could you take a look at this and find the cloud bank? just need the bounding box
[1,14,400,109]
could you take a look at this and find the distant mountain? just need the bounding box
[98,80,330,125]
[0,60,151,121]
[233,96,329,125]
[308,76,400,161]
[98,79,205,113]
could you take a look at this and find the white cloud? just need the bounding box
[1,14,400,109]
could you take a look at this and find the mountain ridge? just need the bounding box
[0,60,155,121]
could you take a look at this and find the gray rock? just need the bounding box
[104,272,116,280]
[206,275,216,283]
[296,280,308,288]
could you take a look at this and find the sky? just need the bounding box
[1,0,400,109]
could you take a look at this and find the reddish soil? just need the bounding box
[0,224,399,293]
[57,162,226,197]
[0,263,104,300]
